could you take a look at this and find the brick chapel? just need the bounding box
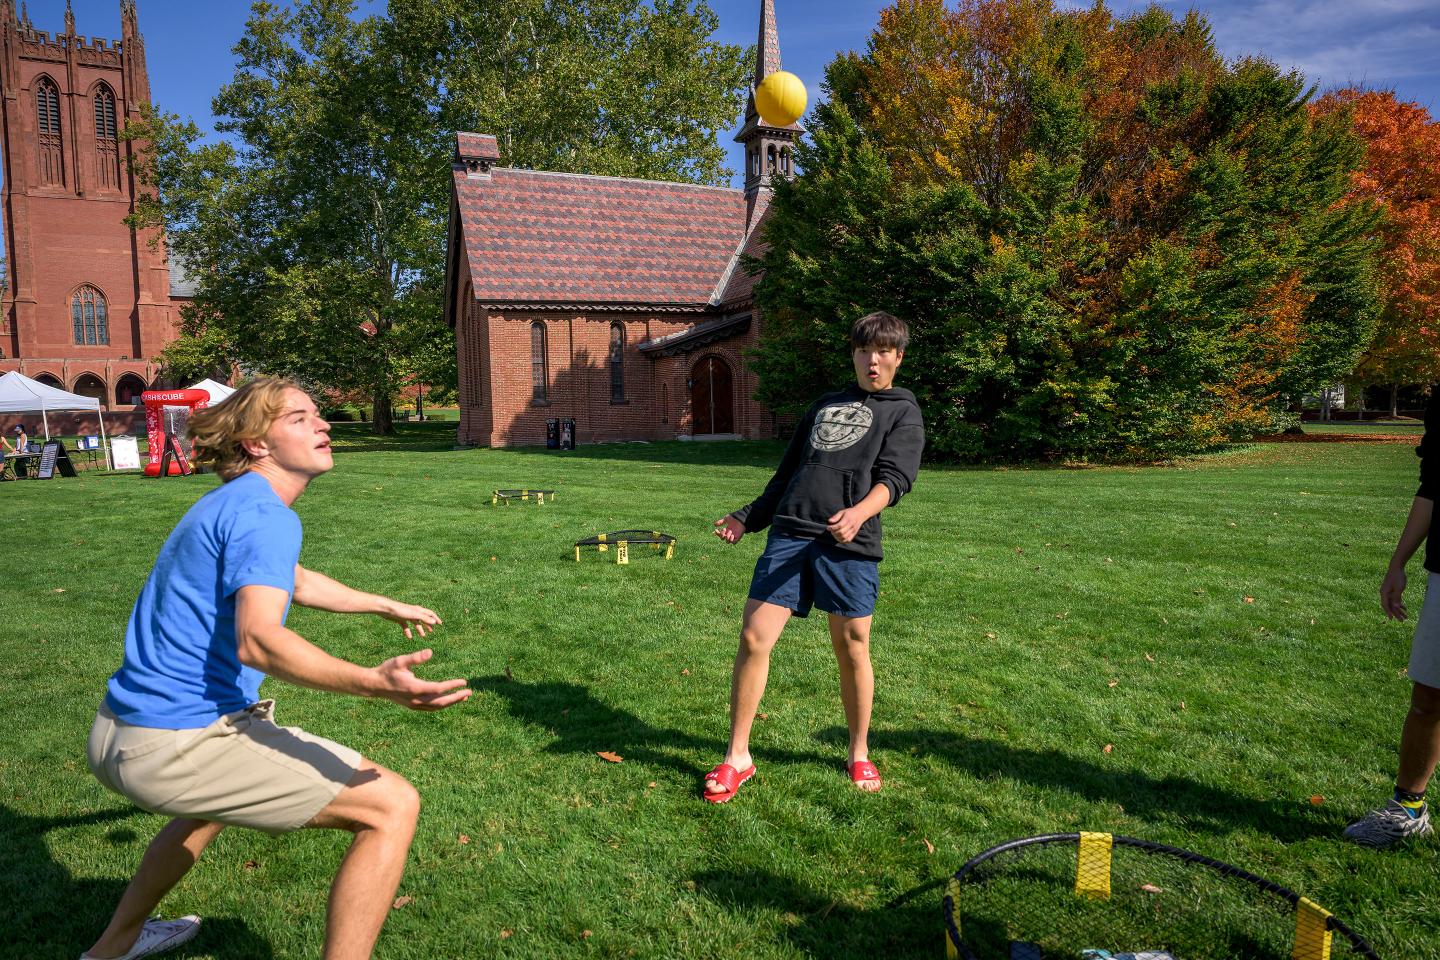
[0,0,188,412]
[445,0,800,447]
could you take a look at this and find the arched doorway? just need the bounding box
[690,355,734,435]
[115,373,146,406]
[73,373,106,407]
[34,373,62,388]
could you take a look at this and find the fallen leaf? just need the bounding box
[243,859,258,871]
[1179,701,1186,710]
[922,838,935,855]
[1108,680,1120,688]
[459,834,471,844]
[648,781,657,788]
[1244,596,1255,603]
[757,712,769,720]
[597,751,623,763]
[984,631,997,639]
[1309,795,1325,806]
[681,668,690,676]
[582,930,593,940]
[52,588,65,593]
[490,556,497,562]
[1103,744,1114,754]
[500,929,512,939]
[1144,653,1155,663]
[1140,884,1165,894]
[392,895,413,909]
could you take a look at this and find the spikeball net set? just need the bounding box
[573,530,676,565]
[491,488,555,505]
[942,834,1378,960]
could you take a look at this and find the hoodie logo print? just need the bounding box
[811,402,874,452]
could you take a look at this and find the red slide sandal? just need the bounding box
[702,762,756,804]
[848,760,882,791]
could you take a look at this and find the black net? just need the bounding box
[944,835,1377,960]
[573,530,676,563]
[492,488,555,504]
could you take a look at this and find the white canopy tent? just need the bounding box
[0,370,108,464]
[187,378,236,404]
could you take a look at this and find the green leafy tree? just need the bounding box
[132,0,748,433]
[753,0,1381,461]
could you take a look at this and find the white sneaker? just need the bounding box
[1342,799,1433,848]
[79,915,201,960]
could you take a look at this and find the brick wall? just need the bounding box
[454,301,777,447]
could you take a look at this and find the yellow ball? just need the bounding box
[754,70,807,127]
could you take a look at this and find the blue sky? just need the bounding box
[8,0,1440,191]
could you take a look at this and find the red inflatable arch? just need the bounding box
[140,389,210,476]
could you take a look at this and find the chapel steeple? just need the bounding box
[734,0,800,228]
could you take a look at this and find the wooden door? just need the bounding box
[690,356,734,434]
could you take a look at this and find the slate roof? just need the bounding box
[452,154,751,312]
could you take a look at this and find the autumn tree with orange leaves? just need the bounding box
[751,0,1382,460]
[1313,90,1440,417]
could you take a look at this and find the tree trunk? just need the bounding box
[371,389,394,435]
[1391,384,1400,420]
[416,385,424,422]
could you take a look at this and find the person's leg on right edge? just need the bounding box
[1345,681,1440,848]
[84,818,223,959]
[705,599,792,797]
[306,760,422,960]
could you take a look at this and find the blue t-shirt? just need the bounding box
[105,471,302,728]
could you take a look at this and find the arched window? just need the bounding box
[35,373,62,389]
[530,321,548,402]
[609,322,626,402]
[94,84,120,190]
[72,285,110,345]
[780,148,791,175]
[115,373,146,406]
[749,147,760,177]
[766,145,777,174]
[35,77,64,186]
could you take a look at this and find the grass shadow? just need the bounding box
[691,867,943,959]
[820,726,1336,842]
[470,676,834,781]
[0,805,273,959]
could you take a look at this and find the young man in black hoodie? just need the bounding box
[704,311,925,802]
[1345,390,1440,847]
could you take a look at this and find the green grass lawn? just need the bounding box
[3,431,1437,958]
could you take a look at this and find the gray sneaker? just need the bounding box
[79,916,201,960]
[1343,799,1433,848]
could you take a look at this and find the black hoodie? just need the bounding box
[730,384,925,560]
[1417,392,1439,574]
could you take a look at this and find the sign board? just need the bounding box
[111,435,142,471]
[36,441,76,479]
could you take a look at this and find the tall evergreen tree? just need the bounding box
[753,0,1381,461]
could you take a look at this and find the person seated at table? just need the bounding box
[5,425,31,477]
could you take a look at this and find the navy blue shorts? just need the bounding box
[748,533,879,618]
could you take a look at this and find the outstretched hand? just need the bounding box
[374,648,471,711]
[382,601,443,640]
[714,515,745,544]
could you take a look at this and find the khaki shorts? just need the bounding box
[88,700,361,836]
[1411,573,1440,690]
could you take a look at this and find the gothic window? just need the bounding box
[749,147,760,177]
[94,84,120,190]
[115,373,146,406]
[780,148,791,175]
[72,285,110,345]
[531,321,548,402]
[35,77,64,186]
[767,145,777,174]
[609,323,626,402]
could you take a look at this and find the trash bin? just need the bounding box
[546,418,560,449]
[560,418,576,450]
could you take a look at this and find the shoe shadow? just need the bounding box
[691,867,944,959]
[813,726,1336,842]
[0,804,273,959]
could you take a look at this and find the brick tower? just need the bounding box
[0,0,179,411]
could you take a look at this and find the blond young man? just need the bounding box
[83,378,470,960]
